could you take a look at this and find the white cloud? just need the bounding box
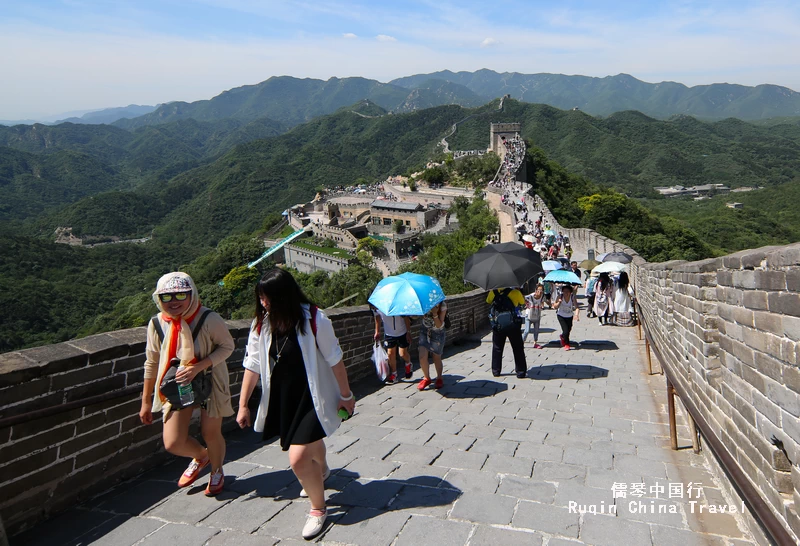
[2,1,800,118]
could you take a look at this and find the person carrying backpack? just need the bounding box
[139,272,234,497]
[486,287,528,378]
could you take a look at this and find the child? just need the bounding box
[554,285,580,351]
[523,284,544,349]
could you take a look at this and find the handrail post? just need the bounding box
[645,337,653,375]
[687,411,701,454]
[667,378,678,451]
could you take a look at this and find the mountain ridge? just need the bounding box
[390,70,800,120]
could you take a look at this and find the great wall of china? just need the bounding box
[1,125,799,545]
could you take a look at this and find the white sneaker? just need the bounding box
[302,509,327,540]
[299,466,331,498]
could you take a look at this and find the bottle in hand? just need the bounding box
[177,364,194,406]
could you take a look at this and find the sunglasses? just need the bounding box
[159,292,190,303]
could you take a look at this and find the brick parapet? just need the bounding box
[0,289,490,536]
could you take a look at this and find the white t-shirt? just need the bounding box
[374,310,407,337]
[556,295,577,318]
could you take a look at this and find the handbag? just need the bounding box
[160,358,213,408]
[151,310,213,409]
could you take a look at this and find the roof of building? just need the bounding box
[370,200,423,211]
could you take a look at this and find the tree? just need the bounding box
[356,237,383,255]
[393,219,404,233]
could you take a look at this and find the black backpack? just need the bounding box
[152,310,213,408]
[489,289,522,332]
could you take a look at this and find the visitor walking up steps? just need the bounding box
[236,269,355,540]
[417,301,448,390]
[372,307,412,384]
[139,272,235,497]
[554,285,580,350]
[522,284,544,349]
[487,287,528,378]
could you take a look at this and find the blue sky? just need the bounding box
[2,0,799,118]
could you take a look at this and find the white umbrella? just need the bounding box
[522,234,536,243]
[591,261,628,275]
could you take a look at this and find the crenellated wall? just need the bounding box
[0,289,490,537]
[635,245,800,544]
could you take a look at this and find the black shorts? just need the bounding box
[384,334,410,349]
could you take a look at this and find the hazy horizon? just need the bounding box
[3,0,800,119]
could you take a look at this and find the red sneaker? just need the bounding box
[559,334,565,347]
[434,377,444,390]
[178,455,209,488]
[533,343,543,349]
[205,469,224,496]
[417,377,432,390]
[405,363,413,379]
[564,344,571,351]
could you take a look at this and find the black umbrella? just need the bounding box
[602,252,633,264]
[463,242,543,290]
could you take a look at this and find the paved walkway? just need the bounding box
[17,305,755,546]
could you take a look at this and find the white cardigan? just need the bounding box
[242,304,344,437]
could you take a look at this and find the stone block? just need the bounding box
[329,478,404,509]
[323,508,410,546]
[450,492,517,524]
[433,449,487,471]
[387,484,460,517]
[767,380,800,417]
[66,334,131,364]
[468,525,543,546]
[581,513,653,546]
[769,292,800,317]
[511,501,579,537]
[394,515,473,546]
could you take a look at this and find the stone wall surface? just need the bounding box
[526,192,800,544]
[0,289,489,536]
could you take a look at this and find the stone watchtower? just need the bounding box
[489,122,522,160]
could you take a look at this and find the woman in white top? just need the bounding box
[522,284,545,349]
[236,269,355,540]
[553,284,580,351]
[613,272,636,327]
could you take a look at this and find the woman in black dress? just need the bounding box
[237,269,355,540]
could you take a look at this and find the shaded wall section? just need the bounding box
[0,289,491,536]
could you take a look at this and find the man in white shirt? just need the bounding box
[373,308,412,384]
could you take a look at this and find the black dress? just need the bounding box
[262,329,326,451]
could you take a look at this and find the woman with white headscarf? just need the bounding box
[139,272,235,496]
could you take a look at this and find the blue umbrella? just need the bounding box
[541,260,565,271]
[544,270,583,285]
[368,272,445,316]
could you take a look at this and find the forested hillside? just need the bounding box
[392,69,800,120]
[447,100,800,197]
[114,76,481,129]
[0,117,286,226]
[2,97,800,352]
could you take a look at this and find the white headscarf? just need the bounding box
[151,272,201,416]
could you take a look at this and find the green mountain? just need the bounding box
[114,76,489,129]
[4,99,800,352]
[0,118,287,224]
[390,69,800,120]
[0,147,123,220]
[56,104,157,124]
[446,100,800,197]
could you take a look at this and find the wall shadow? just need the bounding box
[527,364,609,380]
[436,375,508,398]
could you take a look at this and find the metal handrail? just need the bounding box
[636,301,796,546]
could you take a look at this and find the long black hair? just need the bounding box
[617,272,629,291]
[254,269,313,335]
[596,272,611,291]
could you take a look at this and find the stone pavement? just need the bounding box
[16,303,757,546]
